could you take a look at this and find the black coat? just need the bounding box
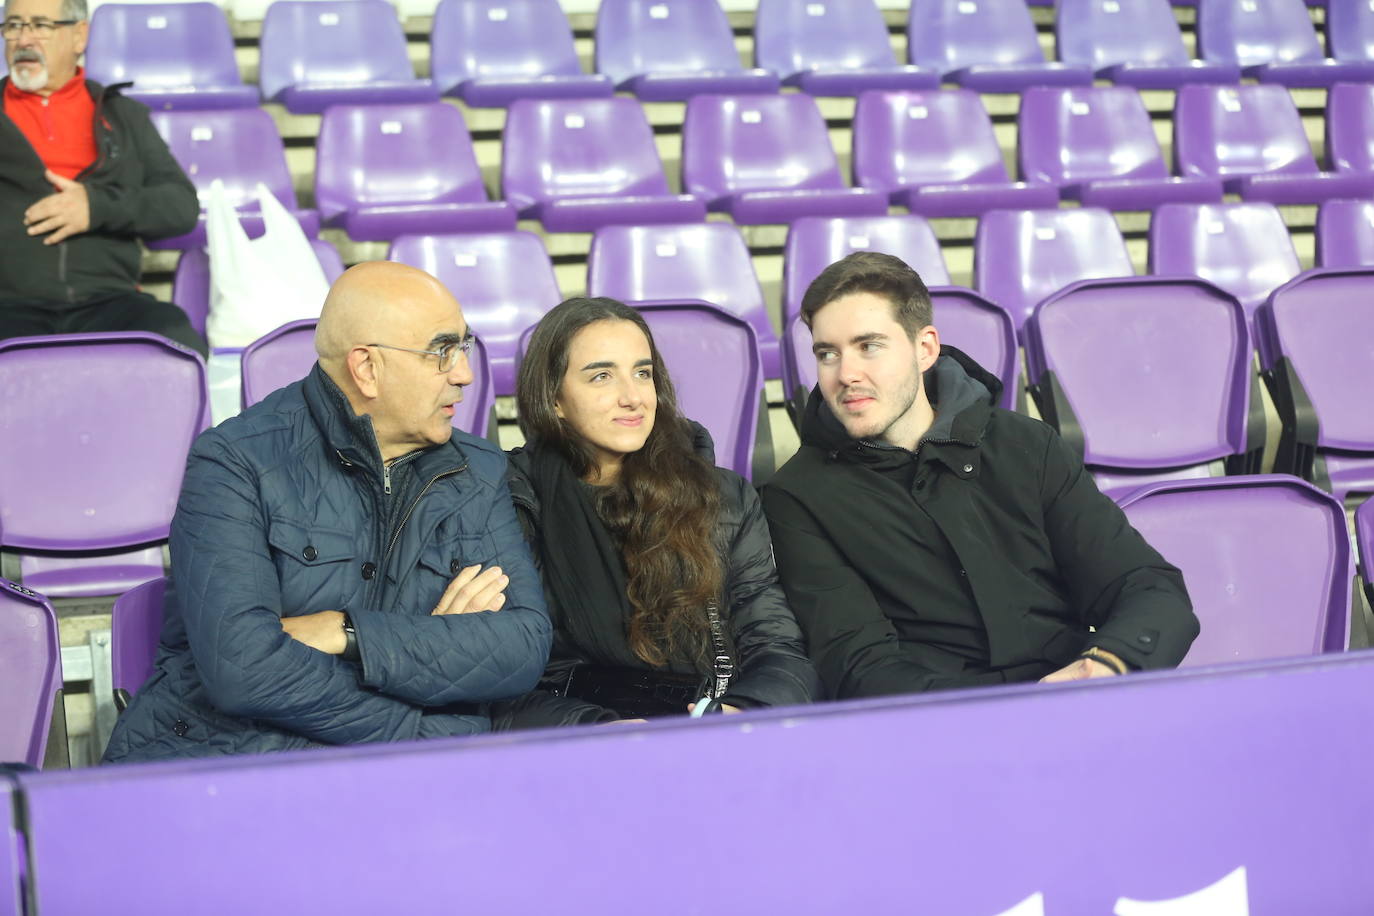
[761,348,1199,700]
[499,428,821,725]
[0,78,198,304]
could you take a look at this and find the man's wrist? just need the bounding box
[341,612,360,662]
[1080,646,1128,676]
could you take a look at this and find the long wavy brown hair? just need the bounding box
[517,297,723,669]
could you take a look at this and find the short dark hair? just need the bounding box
[799,251,934,338]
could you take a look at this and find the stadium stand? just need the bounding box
[1194,0,1374,87]
[906,0,1092,91]
[1053,0,1239,89]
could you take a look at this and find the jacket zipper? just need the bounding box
[380,463,468,575]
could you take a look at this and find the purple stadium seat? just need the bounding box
[148,108,320,250]
[906,0,1093,92]
[753,0,939,96]
[587,222,781,378]
[1025,276,1261,494]
[1174,84,1374,205]
[111,576,164,712]
[1316,199,1374,268]
[0,333,208,598]
[0,579,60,767]
[500,97,706,232]
[1327,82,1374,175]
[171,238,345,338]
[594,0,779,101]
[258,0,439,114]
[388,231,561,396]
[1358,499,1374,607]
[1118,475,1351,664]
[1054,0,1240,89]
[314,104,516,243]
[851,90,1059,218]
[1327,1,1374,65]
[1255,268,1374,503]
[84,2,257,111]
[973,207,1135,334]
[781,214,950,324]
[681,93,887,224]
[430,0,613,106]
[1018,86,1223,210]
[635,300,772,482]
[239,320,498,442]
[1196,0,1374,87]
[1148,202,1302,359]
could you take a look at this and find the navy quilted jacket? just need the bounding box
[103,365,551,763]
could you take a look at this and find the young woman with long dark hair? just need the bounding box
[496,297,819,726]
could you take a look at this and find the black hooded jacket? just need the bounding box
[761,347,1199,700]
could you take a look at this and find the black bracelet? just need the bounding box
[341,612,361,663]
[1080,648,1127,676]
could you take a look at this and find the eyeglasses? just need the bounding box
[2,18,79,38]
[369,334,473,373]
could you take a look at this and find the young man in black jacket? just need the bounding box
[1,0,204,354]
[762,251,1199,700]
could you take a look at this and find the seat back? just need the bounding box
[151,108,298,215]
[314,103,489,224]
[0,580,60,767]
[1025,276,1251,475]
[388,232,561,396]
[1357,499,1374,604]
[86,2,241,90]
[259,0,416,101]
[430,0,583,94]
[755,0,898,77]
[595,0,743,85]
[1055,0,1191,71]
[1327,82,1374,174]
[1148,202,1302,316]
[973,207,1134,332]
[682,93,847,203]
[111,576,166,706]
[1174,83,1319,181]
[1018,86,1169,186]
[1327,0,1374,63]
[500,97,673,211]
[1196,0,1323,68]
[172,239,344,338]
[907,0,1046,72]
[782,215,950,323]
[1316,199,1374,268]
[852,89,1012,192]
[1118,476,1350,666]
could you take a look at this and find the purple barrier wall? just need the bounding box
[0,781,20,916]
[17,653,1374,915]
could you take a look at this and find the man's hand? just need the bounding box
[431,564,508,616]
[25,170,91,245]
[281,610,347,655]
[1040,657,1120,684]
[687,701,743,715]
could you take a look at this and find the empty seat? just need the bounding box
[500,97,706,232]
[149,108,319,250]
[239,320,499,441]
[314,103,516,243]
[1255,268,1374,503]
[681,93,887,224]
[594,0,778,101]
[111,576,165,712]
[587,222,781,378]
[782,214,949,324]
[85,2,257,110]
[1316,199,1374,269]
[1196,0,1374,87]
[636,301,773,482]
[753,0,939,96]
[172,238,345,337]
[0,579,61,767]
[388,231,561,396]
[1148,202,1302,359]
[1025,276,1261,493]
[1054,0,1240,89]
[1327,82,1374,175]
[1358,499,1374,608]
[1327,0,1374,66]
[852,89,1059,218]
[906,0,1093,92]
[974,208,1135,334]
[1118,475,1351,665]
[430,0,612,106]
[1018,86,1223,210]
[1174,84,1374,205]
[0,333,209,598]
[258,0,439,114]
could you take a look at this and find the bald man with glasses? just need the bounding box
[2,0,205,354]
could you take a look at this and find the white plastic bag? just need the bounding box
[204,179,330,350]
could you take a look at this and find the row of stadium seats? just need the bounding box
[74,0,1359,114]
